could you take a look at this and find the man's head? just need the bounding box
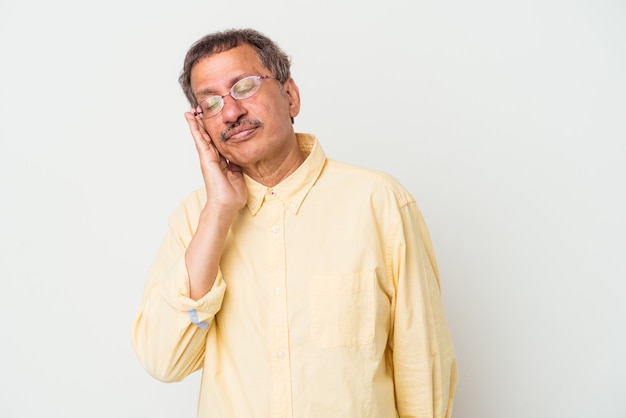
[180,28,302,174]
[179,28,292,108]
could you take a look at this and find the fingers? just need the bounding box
[184,111,223,163]
[185,110,234,180]
[185,111,211,150]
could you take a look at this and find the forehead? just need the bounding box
[190,44,266,96]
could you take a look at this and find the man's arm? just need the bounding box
[131,112,247,381]
[390,202,458,418]
[183,111,247,300]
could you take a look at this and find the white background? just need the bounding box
[1,0,624,417]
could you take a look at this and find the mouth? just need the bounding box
[221,119,262,142]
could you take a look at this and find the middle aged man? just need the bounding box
[132,28,458,418]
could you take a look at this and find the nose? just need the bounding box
[220,94,247,123]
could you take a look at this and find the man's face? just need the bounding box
[190,44,300,169]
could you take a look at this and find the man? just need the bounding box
[132,28,458,418]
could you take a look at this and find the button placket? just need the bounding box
[265,195,292,416]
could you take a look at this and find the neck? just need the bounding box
[244,146,307,187]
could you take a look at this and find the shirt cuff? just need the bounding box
[160,253,227,326]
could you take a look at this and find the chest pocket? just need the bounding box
[309,271,376,348]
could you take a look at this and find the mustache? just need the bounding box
[220,119,262,142]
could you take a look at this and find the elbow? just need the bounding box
[131,318,188,383]
[131,335,188,383]
[146,363,187,384]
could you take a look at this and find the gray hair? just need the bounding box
[179,28,292,107]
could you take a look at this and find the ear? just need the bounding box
[284,78,301,119]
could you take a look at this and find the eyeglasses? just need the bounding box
[194,75,276,119]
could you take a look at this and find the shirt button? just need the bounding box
[272,225,279,233]
[274,287,281,295]
[290,203,297,209]
[277,351,285,359]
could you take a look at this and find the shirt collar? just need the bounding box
[244,133,325,216]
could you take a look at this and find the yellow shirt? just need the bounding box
[132,134,457,418]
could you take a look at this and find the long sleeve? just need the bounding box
[131,190,226,383]
[390,201,458,418]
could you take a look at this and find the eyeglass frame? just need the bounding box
[193,75,276,119]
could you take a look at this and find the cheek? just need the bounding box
[212,140,229,155]
[201,121,222,142]
[258,96,290,123]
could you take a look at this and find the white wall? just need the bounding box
[1,1,624,417]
